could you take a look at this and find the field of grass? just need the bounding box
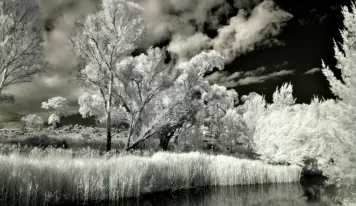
[0,127,126,151]
[0,147,301,206]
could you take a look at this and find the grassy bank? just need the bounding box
[0,148,301,206]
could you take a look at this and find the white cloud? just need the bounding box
[141,0,292,62]
[212,1,292,62]
[235,69,295,86]
[207,68,295,88]
[167,33,211,61]
[304,68,321,75]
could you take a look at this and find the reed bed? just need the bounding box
[0,149,301,206]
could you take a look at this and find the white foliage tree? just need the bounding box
[21,114,44,130]
[71,0,145,151]
[0,0,46,103]
[269,82,296,110]
[71,0,228,151]
[197,84,238,138]
[321,3,356,186]
[48,113,60,127]
[41,96,70,127]
[78,47,225,151]
[126,50,225,150]
[322,3,356,105]
[239,92,267,138]
[252,82,356,186]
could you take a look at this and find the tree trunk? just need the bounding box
[0,67,8,96]
[106,72,113,152]
[126,117,134,149]
[159,133,174,151]
[106,111,112,152]
[126,129,153,151]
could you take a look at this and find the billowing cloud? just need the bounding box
[163,1,292,62]
[136,0,230,44]
[167,33,211,61]
[212,1,292,62]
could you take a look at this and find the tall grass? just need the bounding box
[336,188,356,206]
[0,148,301,205]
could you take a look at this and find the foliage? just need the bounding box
[48,113,60,126]
[320,2,356,186]
[253,84,356,186]
[20,114,44,129]
[41,96,70,115]
[322,3,356,105]
[0,93,14,104]
[42,96,70,126]
[269,82,295,110]
[71,0,146,151]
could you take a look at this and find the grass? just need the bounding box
[0,127,126,151]
[0,147,301,206]
[337,189,356,206]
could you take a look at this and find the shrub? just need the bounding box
[20,114,44,130]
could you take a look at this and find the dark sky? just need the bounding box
[226,0,349,103]
[0,0,352,126]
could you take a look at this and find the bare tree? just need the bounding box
[0,0,46,102]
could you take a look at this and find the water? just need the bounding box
[62,183,341,206]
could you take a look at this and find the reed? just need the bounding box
[0,149,301,205]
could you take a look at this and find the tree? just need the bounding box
[78,47,225,151]
[122,49,225,151]
[322,3,356,105]
[0,0,46,102]
[48,113,60,127]
[21,114,44,130]
[269,82,295,110]
[321,3,356,186]
[239,92,267,138]
[70,0,145,151]
[41,96,70,127]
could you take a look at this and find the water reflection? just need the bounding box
[83,183,338,206]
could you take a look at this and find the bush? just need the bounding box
[20,114,44,130]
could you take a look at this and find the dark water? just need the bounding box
[62,183,340,206]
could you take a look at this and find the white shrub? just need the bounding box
[21,114,44,129]
[48,114,60,126]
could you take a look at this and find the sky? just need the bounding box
[0,0,351,127]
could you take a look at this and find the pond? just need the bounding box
[62,183,341,206]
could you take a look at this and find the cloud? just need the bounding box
[304,67,321,75]
[205,71,242,83]
[212,1,292,62]
[235,69,295,86]
[167,33,211,61]
[205,66,265,84]
[136,0,230,44]
[206,66,294,88]
[142,0,291,62]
